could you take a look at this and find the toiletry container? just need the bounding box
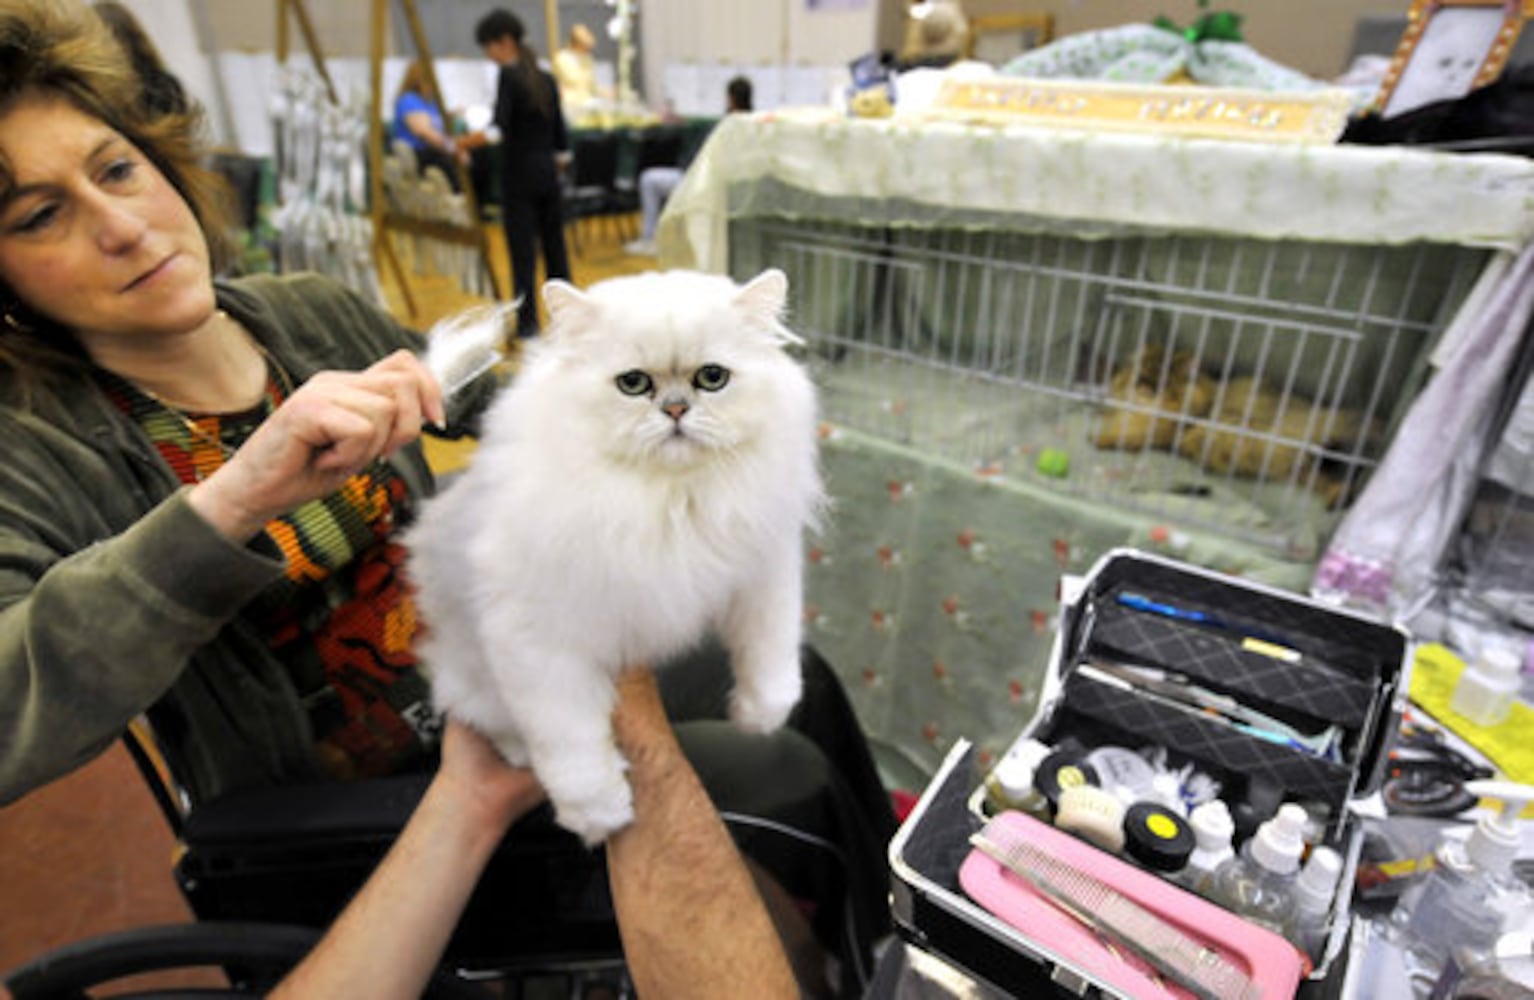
[1207,802,1307,933]
[1449,645,1523,727]
[1286,846,1342,963]
[1174,799,1236,897]
[1391,780,1534,981]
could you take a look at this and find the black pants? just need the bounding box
[500,176,570,336]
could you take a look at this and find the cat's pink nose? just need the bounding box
[663,400,689,421]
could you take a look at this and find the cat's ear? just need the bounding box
[734,269,803,346]
[543,279,597,335]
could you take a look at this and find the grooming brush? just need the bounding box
[970,831,1260,1000]
[421,303,518,402]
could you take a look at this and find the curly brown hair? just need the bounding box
[0,0,236,401]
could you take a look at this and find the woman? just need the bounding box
[0,2,893,992]
[474,8,571,338]
[390,58,468,192]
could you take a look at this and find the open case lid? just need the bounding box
[1050,548,1412,808]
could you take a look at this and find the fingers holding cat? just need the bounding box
[436,720,546,837]
[188,350,446,541]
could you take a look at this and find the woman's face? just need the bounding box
[0,94,215,352]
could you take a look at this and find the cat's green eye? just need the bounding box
[615,370,653,396]
[692,364,731,392]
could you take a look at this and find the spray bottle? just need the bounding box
[1391,780,1534,984]
[1207,802,1307,933]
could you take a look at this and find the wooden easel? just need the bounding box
[274,0,502,318]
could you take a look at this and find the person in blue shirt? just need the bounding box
[391,59,467,192]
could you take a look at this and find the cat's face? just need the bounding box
[537,270,813,471]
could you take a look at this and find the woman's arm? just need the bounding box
[269,722,545,1000]
[270,671,796,998]
[402,108,457,156]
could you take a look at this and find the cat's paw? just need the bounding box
[553,778,636,847]
[728,680,801,734]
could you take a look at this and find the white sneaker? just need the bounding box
[623,239,657,256]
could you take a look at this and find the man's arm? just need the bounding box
[606,670,798,998]
[268,724,544,1000]
[269,670,795,999]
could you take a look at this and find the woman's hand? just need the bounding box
[187,350,445,541]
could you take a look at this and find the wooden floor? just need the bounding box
[0,219,658,991]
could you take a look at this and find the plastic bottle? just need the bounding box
[1286,845,1342,963]
[1207,802,1307,933]
[1174,799,1235,896]
[984,737,1051,818]
[1391,780,1534,984]
[1449,644,1523,727]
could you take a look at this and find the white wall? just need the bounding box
[640,0,880,113]
[116,0,231,146]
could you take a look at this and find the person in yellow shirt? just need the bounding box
[553,23,601,112]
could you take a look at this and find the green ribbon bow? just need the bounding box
[1152,9,1245,44]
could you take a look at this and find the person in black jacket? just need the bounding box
[475,9,571,338]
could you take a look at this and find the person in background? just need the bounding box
[896,0,970,71]
[92,1,189,117]
[390,59,470,192]
[475,8,571,338]
[271,671,798,999]
[0,4,895,992]
[623,75,752,258]
[552,22,601,114]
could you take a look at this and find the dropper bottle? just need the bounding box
[1286,846,1342,963]
[1390,780,1534,982]
[1173,799,1235,897]
[1207,802,1307,933]
[984,737,1051,818]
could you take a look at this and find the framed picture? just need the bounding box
[1376,0,1534,118]
[963,13,1055,65]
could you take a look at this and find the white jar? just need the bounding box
[1450,645,1523,728]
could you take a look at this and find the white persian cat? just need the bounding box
[406,268,823,845]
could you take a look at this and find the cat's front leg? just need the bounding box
[720,553,805,733]
[494,653,634,846]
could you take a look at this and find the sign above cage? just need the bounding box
[927,78,1354,145]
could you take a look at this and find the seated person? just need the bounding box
[552,23,602,112]
[624,75,753,257]
[392,58,475,191]
[0,4,894,995]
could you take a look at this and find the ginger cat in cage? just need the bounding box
[405,270,823,844]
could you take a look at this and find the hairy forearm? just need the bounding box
[607,719,798,998]
[269,776,509,1000]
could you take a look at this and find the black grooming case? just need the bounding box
[887,547,1412,997]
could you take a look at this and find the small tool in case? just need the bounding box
[889,548,1412,997]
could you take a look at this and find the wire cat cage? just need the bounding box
[731,218,1489,561]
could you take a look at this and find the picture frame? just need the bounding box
[963,13,1055,65]
[1375,0,1534,118]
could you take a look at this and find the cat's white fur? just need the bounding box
[405,268,823,845]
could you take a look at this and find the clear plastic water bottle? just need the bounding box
[1207,803,1306,934]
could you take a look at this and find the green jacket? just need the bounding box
[0,273,462,806]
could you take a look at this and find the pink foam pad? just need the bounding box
[959,810,1304,998]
